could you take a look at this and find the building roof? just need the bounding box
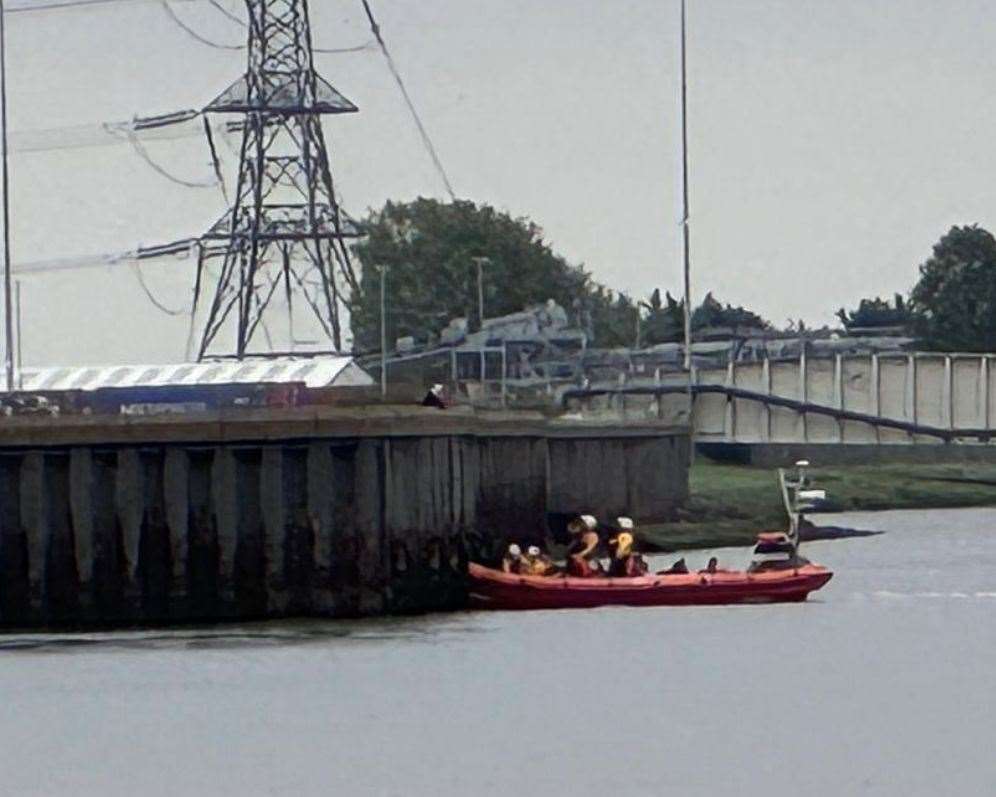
[16,357,372,393]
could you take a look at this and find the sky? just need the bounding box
[6,0,996,365]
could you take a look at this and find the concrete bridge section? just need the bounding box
[0,406,688,626]
[564,351,996,464]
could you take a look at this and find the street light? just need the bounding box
[375,264,389,398]
[471,256,490,331]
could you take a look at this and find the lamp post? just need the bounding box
[679,0,692,373]
[0,0,14,392]
[471,256,490,330]
[375,264,388,398]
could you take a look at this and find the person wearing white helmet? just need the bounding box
[608,517,649,577]
[523,544,558,576]
[501,543,524,574]
[566,513,601,577]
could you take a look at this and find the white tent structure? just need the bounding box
[17,357,373,393]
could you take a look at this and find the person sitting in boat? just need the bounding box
[698,556,734,575]
[657,558,689,575]
[566,514,601,577]
[524,545,559,576]
[501,543,525,574]
[608,519,649,577]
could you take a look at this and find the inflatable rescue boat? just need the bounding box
[468,561,832,611]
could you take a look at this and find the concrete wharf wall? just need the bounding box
[0,406,688,626]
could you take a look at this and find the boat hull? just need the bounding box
[468,562,833,611]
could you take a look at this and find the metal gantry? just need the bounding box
[194,0,360,359]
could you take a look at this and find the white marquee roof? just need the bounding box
[16,357,373,393]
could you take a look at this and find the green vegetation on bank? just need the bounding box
[640,461,996,552]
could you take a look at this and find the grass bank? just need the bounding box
[640,461,996,552]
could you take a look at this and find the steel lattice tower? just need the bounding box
[193,0,360,359]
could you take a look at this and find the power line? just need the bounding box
[160,0,241,50]
[108,122,220,188]
[7,0,197,12]
[130,259,188,315]
[206,0,239,26]
[360,0,456,201]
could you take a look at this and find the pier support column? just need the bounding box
[42,452,78,623]
[91,451,125,621]
[354,439,384,615]
[307,442,335,615]
[280,446,312,614]
[0,454,28,624]
[233,449,265,618]
[115,449,143,612]
[69,448,96,619]
[212,447,238,612]
[187,449,218,618]
[163,448,189,612]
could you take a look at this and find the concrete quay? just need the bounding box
[0,405,689,626]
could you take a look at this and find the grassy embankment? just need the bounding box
[640,461,996,552]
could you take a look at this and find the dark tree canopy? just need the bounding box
[909,225,996,351]
[836,294,913,332]
[348,198,772,352]
[691,292,770,332]
[349,198,641,351]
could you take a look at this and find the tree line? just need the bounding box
[348,198,770,352]
[348,198,991,352]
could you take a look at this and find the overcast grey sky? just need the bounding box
[6,0,996,365]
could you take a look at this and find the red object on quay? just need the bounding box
[467,562,833,611]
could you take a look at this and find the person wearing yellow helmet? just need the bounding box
[608,518,649,577]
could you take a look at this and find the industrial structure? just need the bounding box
[193,0,361,359]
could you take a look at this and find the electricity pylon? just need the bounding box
[194,0,360,359]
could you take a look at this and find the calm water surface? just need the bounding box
[2,507,996,796]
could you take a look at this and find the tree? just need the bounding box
[909,225,996,351]
[836,294,912,332]
[350,198,634,351]
[691,292,770,332]
[639,289,684,345]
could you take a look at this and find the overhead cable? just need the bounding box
[107,123,220,189]
[360,0,456,201]
[206,0,240,26]
[130,260,190,315]
[161,0,242,50]
[12,109,203,153]
[7,0,198,13]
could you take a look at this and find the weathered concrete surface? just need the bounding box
[0,406,689,626]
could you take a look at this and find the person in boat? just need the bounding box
[699,556,734,574]
[657,558,689,575]
[566,514,601,577]
[523,545,559,576]
[608,518,649,577]
[501,543,525,574]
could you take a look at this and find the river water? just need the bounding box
[2,507,995,796]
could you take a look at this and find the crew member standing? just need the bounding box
[566,514,600,577]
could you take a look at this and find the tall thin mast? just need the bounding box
[0,0,13,391]
[679,0,692,372]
